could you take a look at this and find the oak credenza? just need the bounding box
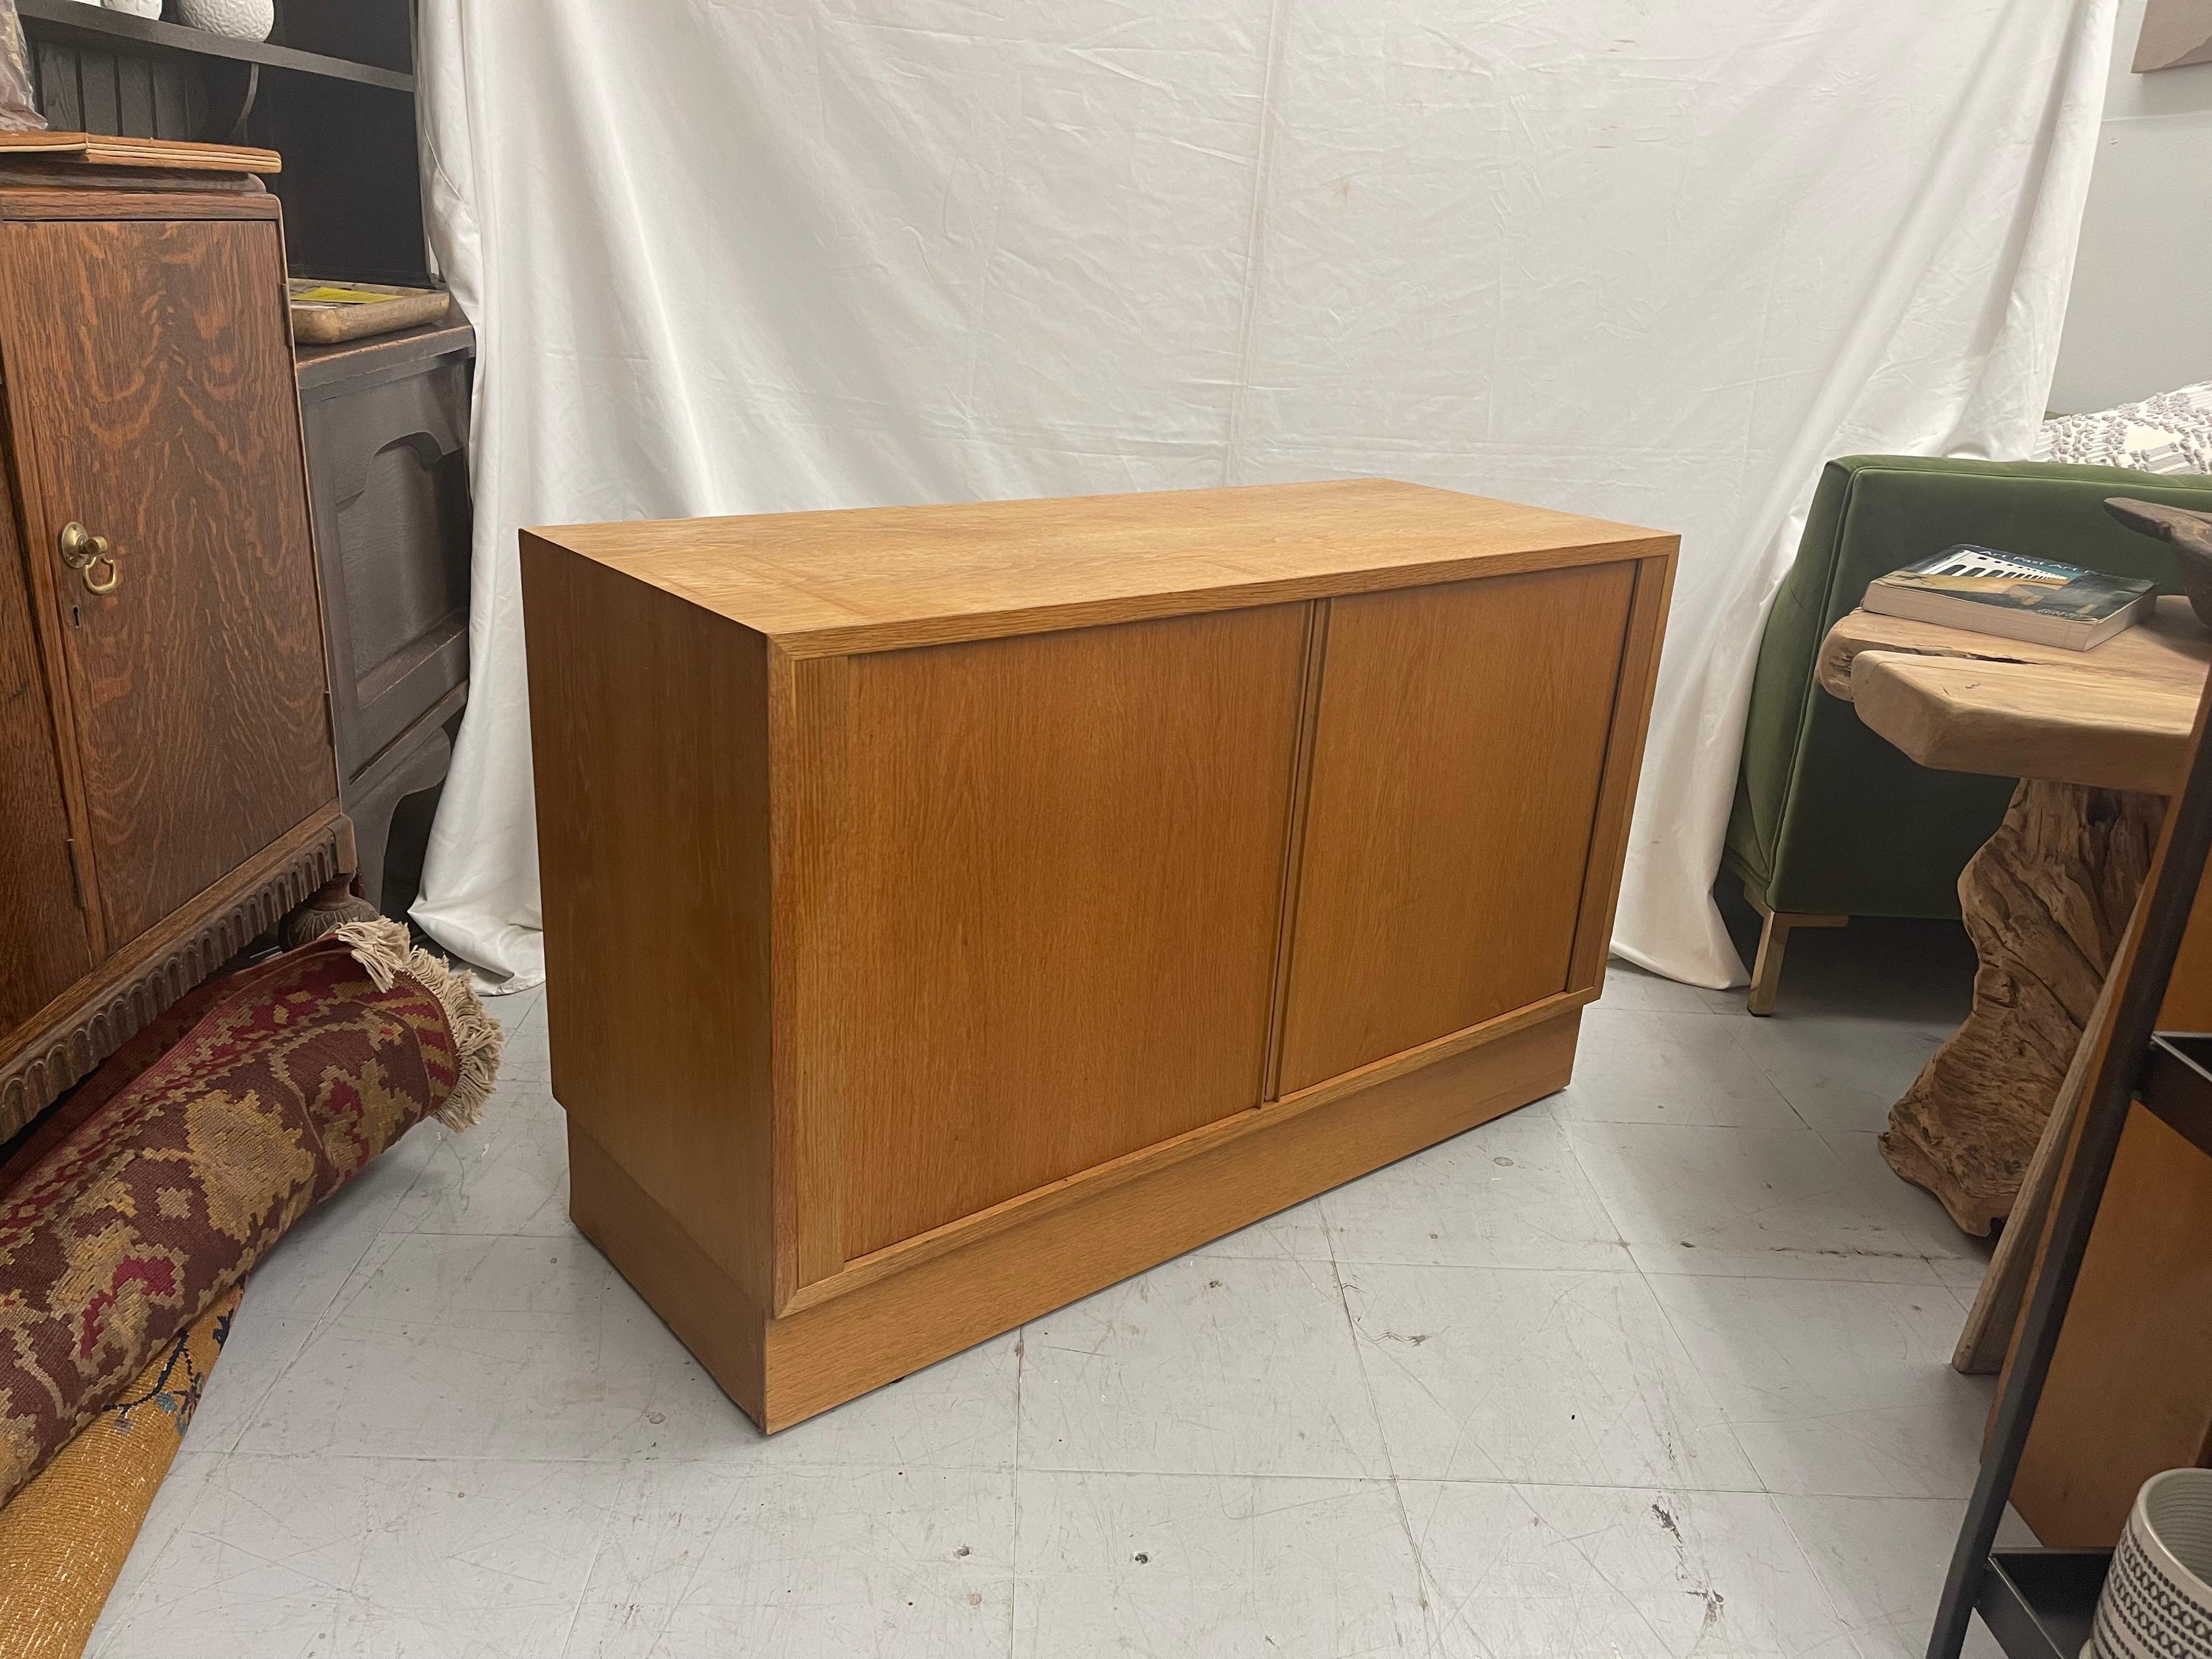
[522,479,1675,1430]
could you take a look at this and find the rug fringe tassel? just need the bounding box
[333,920,504,1131]
[333,917,412,991]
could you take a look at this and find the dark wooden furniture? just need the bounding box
[17,0,426,287]
[524,480,1675,1431]
[0,155,349,1141]
[296,320,474,914]
[9,2,470,920]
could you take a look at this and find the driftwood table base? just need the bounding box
[1880,779,2159,1234]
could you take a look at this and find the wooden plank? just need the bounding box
[2011,1104,2212,1543]
[0,189,279,222]
[755,1011,1579,1431]
[293,318,477,392]
[567,1124,766,1425]
[1848,651,2195,795]
[0,129,281,172]
[784,989,1589,1321]
[74,67,116,139]
[811,606,1310,1259]
[0,429,95,1033]
[148,58,197,143]
[1952,942,2121,1373]
[1819,597,2209,795]
[2005,862,2212,1545]
[1568,552,1677,991]
[114,55,153,137]
[521,546,776,1315]
[33,43,82,133]
[1818,598,2212,703]
[776,649,849,1296]
[530,479,1668,656]
[1261,599,1329,1104]
[1275,563,1636,1094]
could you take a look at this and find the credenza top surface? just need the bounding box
[525,477,1670,655]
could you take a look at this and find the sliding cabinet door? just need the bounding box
[1276,564,1636,1095]
[805,604,1311,1260]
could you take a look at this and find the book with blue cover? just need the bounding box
[1863,545,2154,650]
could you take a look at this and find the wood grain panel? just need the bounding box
[0,806,348,1138]
[568,1123,766,1425]
[570,1004,1577,1435]
[760,1012,1579,1431]
[0,216,334,949]
[537,478,1668,658]
[522,539,775,1312]
[0,189,278,221]
[1568,555,1675,992]
[774,649,852,1296]
[0,467,94,1031]
[811,606,1310,1259]
[2007,865,2212,1546]
[1277,564,1636,1093]
[2011,1103,2212,1545]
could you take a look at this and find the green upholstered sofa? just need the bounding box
[1725,453,2212,1013]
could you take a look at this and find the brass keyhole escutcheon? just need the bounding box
[59,521,120,594]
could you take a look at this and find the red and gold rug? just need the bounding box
[0,1285,241,1659]
[0,919,499,1510]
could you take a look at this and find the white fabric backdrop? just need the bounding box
[412,0,2118,993]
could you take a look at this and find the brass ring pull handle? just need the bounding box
[58,521,120,594]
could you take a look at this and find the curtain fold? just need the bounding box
[414,0,2117,992]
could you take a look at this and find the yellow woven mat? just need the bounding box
[0,1284,241,1659]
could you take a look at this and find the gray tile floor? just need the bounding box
[90,919,2029,1657]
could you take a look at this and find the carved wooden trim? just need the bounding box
[0,811,351,1140]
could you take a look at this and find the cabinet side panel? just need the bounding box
[523,539,774,1317]
[1279,563,1636,1093]
[1568,550,1676,992]
[0,478,94,1032]
[820,606,1308,1259]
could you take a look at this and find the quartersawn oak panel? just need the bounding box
[521,542,776,1316]
[538,478,1667,657]
[1277,564,1637,1093]
[523,482,1679,1431]
[815,606,1311,1259]
[0,216,333,948]
[0,468,93,1030]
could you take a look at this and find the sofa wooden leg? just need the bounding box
[1743,883,1848,1016]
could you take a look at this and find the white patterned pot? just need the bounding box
[177,0,274,41]
[2089,1468,2212,1659]
[102,0,164,18]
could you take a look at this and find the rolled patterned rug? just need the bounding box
[0,917,499,1511]
[0,1285,242,1659]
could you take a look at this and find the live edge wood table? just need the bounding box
[522,479,1676,1431]
[1819,598,2210,1238]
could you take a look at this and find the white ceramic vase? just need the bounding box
[176,0,274,41]
[2088,1468,2212,1659]
[102,0,165,19]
